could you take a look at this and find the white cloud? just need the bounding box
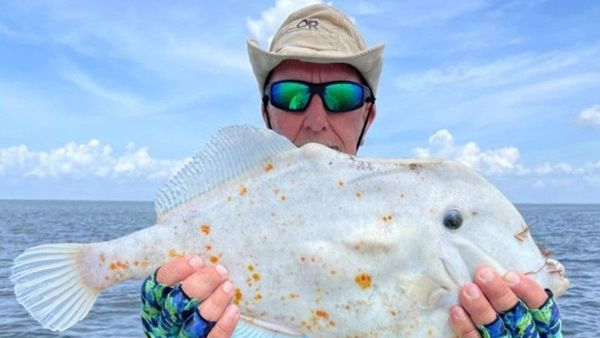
[0,140,183,180]
[412,130,600,185]
[0,145,35,174]
[246,0,325,48]
[412,129,528,175]
[576,105,600,128]
[534,162,586,175]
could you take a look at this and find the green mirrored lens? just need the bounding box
[323,83,363,112]
[272,82,310,111]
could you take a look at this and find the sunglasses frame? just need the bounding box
[263,80,375,113]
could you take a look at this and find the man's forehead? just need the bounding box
[269,60,362,82]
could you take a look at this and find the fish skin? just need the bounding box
[11,126,569,337]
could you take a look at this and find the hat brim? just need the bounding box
[247,39,384,96]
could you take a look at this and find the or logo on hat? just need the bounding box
[296,18,319,30]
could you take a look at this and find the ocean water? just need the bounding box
[0,200,598,337]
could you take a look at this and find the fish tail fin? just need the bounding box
[10,243,99,332]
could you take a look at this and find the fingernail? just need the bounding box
[505,271,520,286]
[451,306,466,320]
[188,255,204,269]
[465,284,480,299]
[215,264,228,277]
[479,267,495,282]
[222,280,233,293]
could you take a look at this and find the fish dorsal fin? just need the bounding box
[155,125,296,218]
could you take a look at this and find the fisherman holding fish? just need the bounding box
[137,4,564,338]
[9,3,564,338]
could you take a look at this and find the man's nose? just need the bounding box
[302,94,328,132]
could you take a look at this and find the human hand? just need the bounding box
[450,265,562,338]
[141,255,240,338]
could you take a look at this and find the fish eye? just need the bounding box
[443,209,463,230]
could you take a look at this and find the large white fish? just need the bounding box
[11,125,569,337]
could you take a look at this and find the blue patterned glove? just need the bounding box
[141,270,216,337]
[476,289,562,338]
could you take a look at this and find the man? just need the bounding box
[141,4,562,338]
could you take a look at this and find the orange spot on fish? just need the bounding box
[233,288,242,305]
[205,244,212,251]
[300,256,306,263]
[390,310,397,316]
[254,293,262,301]
[168,249,184,258]
[382,214,393,222]
[210,256,219,264]
[289,293,299,299]
[355,272,372,289]
[311,256,316,263]
[355,191,362,198]
[315,310,329,319]
[200,224,210,235]
[328,320,335,327]
[247,264,255,272]
[252,273,261,281]
[338,180,344,187]
[99,254,106,262]
[240,186,248,196]
[264,163,274,172]
[280,195,287,201]
[109,261,129,270]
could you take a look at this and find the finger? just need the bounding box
[181,264,229,302]
[199,280,234,321]
[504,271,549,309]
[207,305,240,338]
[449,306,480,338]
[474,266,519,312]
[459,282,497,326]
[157,255,205,285]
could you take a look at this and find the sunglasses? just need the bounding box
[263,80,375,113]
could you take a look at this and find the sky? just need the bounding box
[0,0,599,203]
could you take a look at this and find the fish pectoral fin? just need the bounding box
[233,316,305,338]
[400,275,450,310]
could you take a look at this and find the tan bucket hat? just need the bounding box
[247,4,385,96]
